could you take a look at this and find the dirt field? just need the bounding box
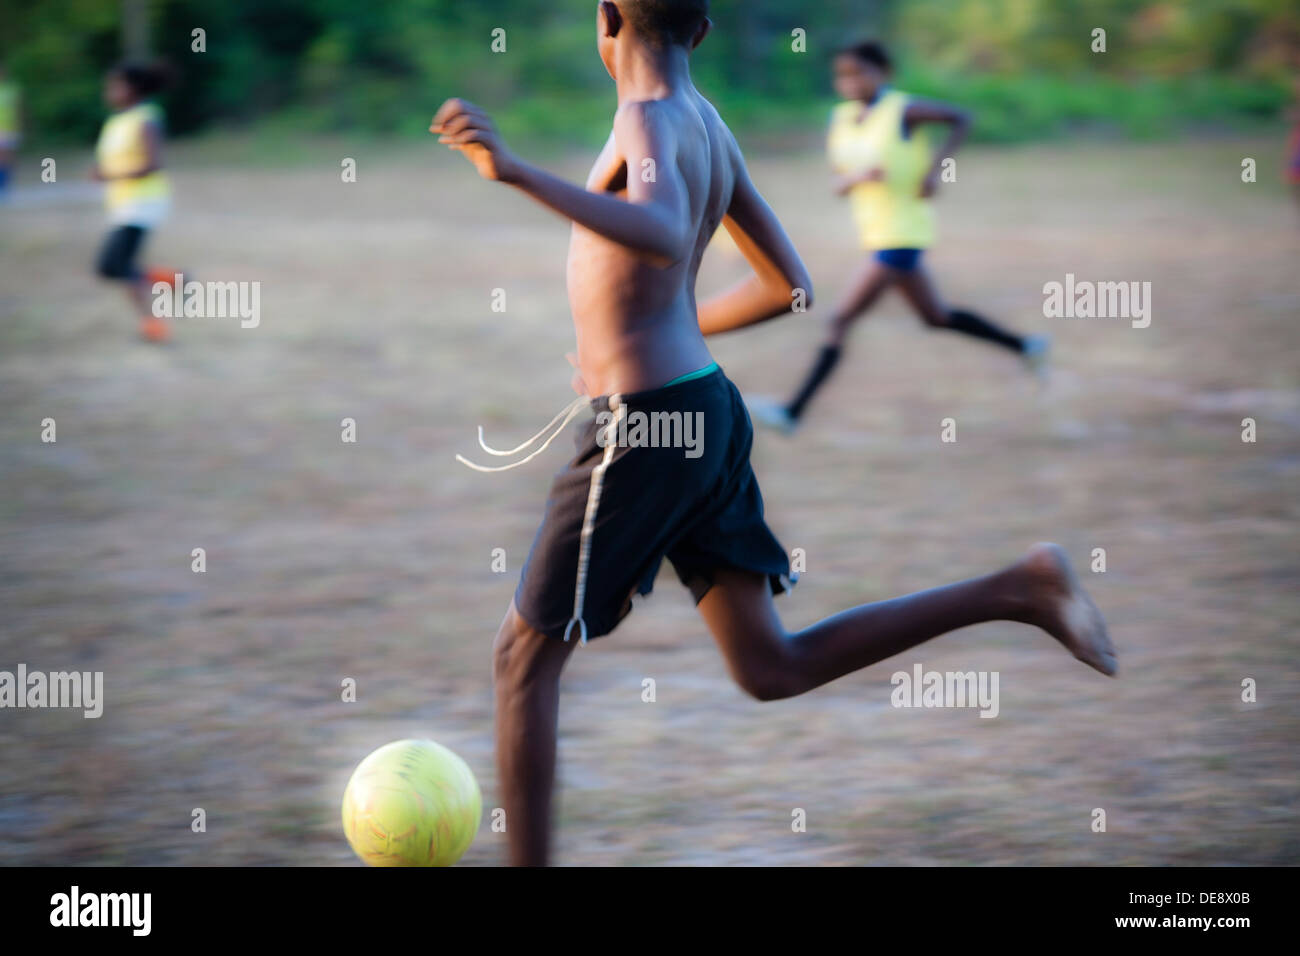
[1,133,1297,865]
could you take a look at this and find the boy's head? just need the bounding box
[104,61,170,110]
[598,1,711,74]
[833,40,892,102]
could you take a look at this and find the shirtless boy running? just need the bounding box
[432,0,1116,867]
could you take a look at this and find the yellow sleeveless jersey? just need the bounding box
[827,90,935,250]
[0,82,18,136]
[96,102,170,213]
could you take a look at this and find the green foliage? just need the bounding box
[1,0,1295,146]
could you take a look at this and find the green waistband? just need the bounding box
[663,361,720,388]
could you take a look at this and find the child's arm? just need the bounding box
[126,120,165,178]
[904,99,972,198]
[697,141,814,336]
[832,167,884,197]
[433,98,693,267]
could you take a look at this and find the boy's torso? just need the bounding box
[829,92,935,251]
[97,103,170,215]
[566,88,729,398]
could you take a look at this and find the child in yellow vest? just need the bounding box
[91,62,180,343]
[751,41,1048,433]
[0,63,19,198]
[1288,74,1300,213]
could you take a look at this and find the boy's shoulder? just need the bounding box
[831,90,912,118]
[615,92,726,132]
[612,93,738,167]
[115,101,164,128]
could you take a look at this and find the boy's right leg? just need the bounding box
[95,226,170,342]
[492,600,578,866]
[697,542,1115,702]
[787,258,894,418]
[751,259,895,433]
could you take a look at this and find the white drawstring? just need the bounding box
[455,396,589,474]
[564,397,625,645]
[457,389,626,647]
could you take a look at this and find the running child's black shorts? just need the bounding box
[514,367,795,643]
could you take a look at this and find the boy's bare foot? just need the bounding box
[1014,542,1117,676]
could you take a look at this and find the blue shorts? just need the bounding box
[873,248,924,272]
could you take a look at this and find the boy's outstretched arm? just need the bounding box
[433,97,692,268]
[904,98,972,198]
[697,144,813,336]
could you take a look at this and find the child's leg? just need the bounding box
[95,225,149,309]
[95,226,172,341]
[697,543,1115,701]
[128,275,154,314]
[895,264,1027,353]
[784,259,895,420]
[492,601,578,866]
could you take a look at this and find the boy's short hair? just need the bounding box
[620,0,710,47]
[839,40,892,72]
[114,60,174,97]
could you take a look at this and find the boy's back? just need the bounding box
[433,1,810,399]
[567,91,734,396]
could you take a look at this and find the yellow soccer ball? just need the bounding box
[342,739,482,866]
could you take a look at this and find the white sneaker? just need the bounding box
[1021,334,1052,383]
[747,395,799,435]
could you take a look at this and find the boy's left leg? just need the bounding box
[750,258,896,434]
[492,600,578,866]
[696,542,1115,702]
[895,264,1043,358]
[95,225,171,342]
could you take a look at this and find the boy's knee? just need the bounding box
[825,315,852,346]
[728,648,800,702]
[491,611,525,683]
[95,252,135,281]
[733,667,796,703]
[492,604,569,687]
[94,254,121,279]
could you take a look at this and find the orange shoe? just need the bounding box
[145,267,181,289]
[138,315,172,343]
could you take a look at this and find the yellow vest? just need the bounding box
[96,102,170,211]
[0,82,17,135]
[827,91,935,250]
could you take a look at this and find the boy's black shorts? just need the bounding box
[514,367,795,642]
[95,225,147,281]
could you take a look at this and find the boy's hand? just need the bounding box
[431,98,519,184]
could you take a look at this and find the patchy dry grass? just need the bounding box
[0,136,1297,865]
